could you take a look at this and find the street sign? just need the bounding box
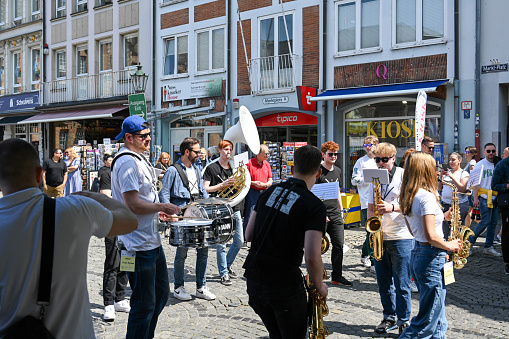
[464,110,470,119]
[128,93,147,120]
[461,101,472,110]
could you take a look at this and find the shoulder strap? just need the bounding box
[38,196,56,308]
[171,163,191,193]
[111,151,143,172]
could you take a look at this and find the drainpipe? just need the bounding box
[474,0,481,161]
[152,0,160,145]
[453,0,459,152]
[322,0,327,146]
[42,0,48,157]
[227,0,232,133]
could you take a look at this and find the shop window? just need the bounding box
[170,116,223,128]
[32,0,41,20]
[124,35,139,69]
[13,51,22,93]
[13,0,22,22]
[393,0,444,47]
[56,0,66,18]
[163,35,188,76]
[0,56,4,95]
[336,0,380,55]
[15,124,27,140]
[196,27,225,73]
[31,49,41,90]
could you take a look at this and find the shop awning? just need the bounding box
[0,115,36,125]
[310,80,449,102]
[18,106,128,124]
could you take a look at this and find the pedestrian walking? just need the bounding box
[42,148,67,198]
[63,147,83,196]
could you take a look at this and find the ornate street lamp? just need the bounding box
[130,65,149,93]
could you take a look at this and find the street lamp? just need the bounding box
[130,64,149,93]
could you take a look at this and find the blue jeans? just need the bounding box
[400,243,448,339]
[217,210,244,276]
[469,197,498,248]
[373,239,413,326]
[243,188,263,233]
[174,246,209,289]
[126,246,169,339]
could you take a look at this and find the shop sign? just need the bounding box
[128,93,147,120]
[255,112,317,127]
[481,64,508,73]
[162,77,222,101]
[262,97,289,105]
[297,86,317,111]
[0,92,39,113]
[367,120,415,139]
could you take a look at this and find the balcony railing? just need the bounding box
[248,53,298,95]
[40,69,142,105]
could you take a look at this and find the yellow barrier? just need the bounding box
[341,193,361,226]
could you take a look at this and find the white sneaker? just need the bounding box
[114,299,131,313]
[361,256,372,267]
[409,280,418,293]
[174,286,192,301]
[343,244,350,254]
[494,234,502,245]
[483,247,502,257]
[196,285,216,300]
[370,266,376,273]
[103,305,115,321]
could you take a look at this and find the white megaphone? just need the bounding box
[223,105,260,154]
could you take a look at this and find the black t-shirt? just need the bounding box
[98,166,111,190]
[42,158,67,187]
[316,164,342,212]
[243,178,327,286]
[203,161,244,212]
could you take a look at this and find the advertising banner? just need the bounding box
[0,92,39,113]
[414,89,427,151]
[162,78,222,102]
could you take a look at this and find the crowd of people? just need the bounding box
[1,114,508,339]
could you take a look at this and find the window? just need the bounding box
[124,35,138,68]
[77,46,88,75]
[336,0,380,54]
[1,1,6,26]
[56,50,66,79]
[0,57,4,95]
[196,27,225,73]
[13,52,22,93]
[76,0,87,12]
[32,0,41,20]
[394,0,444,46]
[163,35,188,76]
[31,49,41,90]
[99,41,112,71]
[14,0,22,21]
[56,0,65,18]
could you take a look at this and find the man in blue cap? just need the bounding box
[111,115,181,339]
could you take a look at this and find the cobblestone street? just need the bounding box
[89,227,508,339]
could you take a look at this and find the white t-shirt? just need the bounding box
[464,159,476,173]
[351,154,378,209]
[368,167,413,240]
[441,170,469,204]
[473,158,496,200]
[0,188,113,339]
[406,189,444,243]
[185,164,200,195]
[112,147,161,252]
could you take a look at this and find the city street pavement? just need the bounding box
[89,225,508,339]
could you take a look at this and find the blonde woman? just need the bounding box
[64,147,83,196]
[399,152,461,339]
[155,152,171,180]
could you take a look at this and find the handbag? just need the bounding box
[4,196,56,339]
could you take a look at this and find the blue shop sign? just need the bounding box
[0,92,39,113]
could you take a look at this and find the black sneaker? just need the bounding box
[399,323,409,335]
[227,266,238,278]
[220,274,232,286]
[375,319,397,334]
[331,276,352,286]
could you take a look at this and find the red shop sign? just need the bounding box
[255,112,318,127]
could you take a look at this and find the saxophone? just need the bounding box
[441,180,475,269]
[307,275,329,339]
[366,178,384,261]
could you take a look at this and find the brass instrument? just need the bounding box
[441,180,475,269]
[307,275,329,339]
[321,235,330,255]
[216,160,248,201]
[366,178,384,261]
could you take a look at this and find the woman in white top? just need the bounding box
[399,152,461,339]
[439,152,469,240]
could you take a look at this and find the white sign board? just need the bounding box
[311,182,340,201]
[363,168,390,185]
[234,152,249,168]
[414,89,427,151]
[162,78,222,101]
[467,164,483,189]
[461,101,472,110]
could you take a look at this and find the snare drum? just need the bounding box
[184,203,236,244]
[169,218,217,248]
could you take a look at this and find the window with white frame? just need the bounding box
[15,125,27,140]
[31,49,41,90]
[163,35,188,76]
[0,57,4,95]
[76,0,87,12]
[196,27,225,73]
[99,41,112,71]
[336,0,379,54]
[56,0,65,18]
[13,51,22,93]
[32,0,41,20]
[394,0,444,46]
[0,1,6,26]
[77,46,88,75]
[124,35,138,68]
[14,0,23,21]
[56,50,66,79]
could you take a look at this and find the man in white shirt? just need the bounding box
[112,116,181,339]
[351,135,379,267]
[0,138,138,338]
[469,143,502,256]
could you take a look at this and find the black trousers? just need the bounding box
[326,209,345,280]
[500,208,509,264]
[103,236,128,305]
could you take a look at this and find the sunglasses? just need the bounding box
[425,146,435,151]
[327,152,339,157]
[486,149,496,154]
[363,143,374,148]
[464,150,470,154]
[375,156,392,163]
[132,132,151,140]
[189,149,201,154]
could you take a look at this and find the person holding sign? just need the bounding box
[366,143,413,335]
[399,152,461,339]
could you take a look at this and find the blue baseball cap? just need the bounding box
[115,116,147,140]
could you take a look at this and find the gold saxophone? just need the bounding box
[441,180,475,269]
[307,275,329,339]
[366,178,384,261]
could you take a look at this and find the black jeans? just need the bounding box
[247,280,308,339]
[500,208,509,264]
[326,209,345,280]
[103,236,128,305]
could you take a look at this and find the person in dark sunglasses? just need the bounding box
[421,136,435,156]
